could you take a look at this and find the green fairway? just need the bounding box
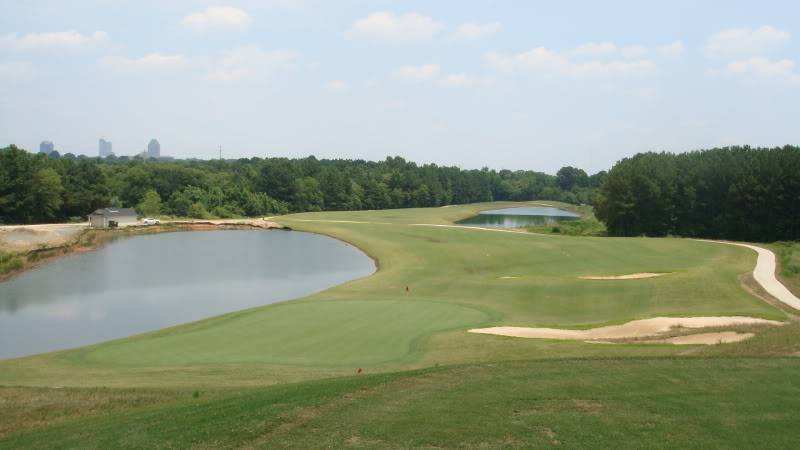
[0,202,795,447]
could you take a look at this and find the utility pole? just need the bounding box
[219,145,222,161]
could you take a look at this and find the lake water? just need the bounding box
[0,230,375,360]
[457,206,580,228]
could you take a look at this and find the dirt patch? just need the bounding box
[653,332,755,345]
[469,316,783,343]
[579,272,670,280]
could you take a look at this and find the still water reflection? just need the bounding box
[456,206,580,228]
[0,230,375,359]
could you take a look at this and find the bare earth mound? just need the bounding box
[579,272,670,280]
[469,316,782,344]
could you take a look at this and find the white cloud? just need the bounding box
[484,40,684,79]
[326,79,347,91]
[0,30,109,52]
[439,73,473,87]
[346,12,443,43]
[724,57,799,84]
[705,26,790,59]
[394,64,441,81]
[181,6,252,31]
[205,45,295,82]
[102,53,187,73]
[0,61,36,82]
[450,22,501,41]
[658,41,685,58]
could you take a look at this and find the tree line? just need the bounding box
[594,146,800,241]
[0,145,602,224]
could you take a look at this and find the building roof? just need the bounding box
[89,207,137,218]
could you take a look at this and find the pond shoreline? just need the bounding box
[0,220,290,283]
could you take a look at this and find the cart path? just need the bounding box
[695,240,800,311]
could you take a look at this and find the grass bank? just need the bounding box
[3,358,800,449]
[0,202,795,447]
[770,241,800,296]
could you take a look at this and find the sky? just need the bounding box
[1,0,799,174]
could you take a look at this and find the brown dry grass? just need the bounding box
[0,386,186,439]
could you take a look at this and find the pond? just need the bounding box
[0,230,375,360]
[456,206,580,228]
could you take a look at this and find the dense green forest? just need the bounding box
[0,145,601,224]
[595,146,800,241]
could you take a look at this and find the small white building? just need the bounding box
[88,208,138,228]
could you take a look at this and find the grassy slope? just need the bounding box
[3,358,800,449]
[1,201,797,447]
[0,202,782,389]
[769,241,800,296]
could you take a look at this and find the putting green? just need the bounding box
[67,300,489,367]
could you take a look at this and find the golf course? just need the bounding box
[2,201,799,448]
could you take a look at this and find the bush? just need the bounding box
[0,252,24,274]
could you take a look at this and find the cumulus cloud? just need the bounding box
[0,61,36,82]
[394,64,440,81]
[450,22,501,41]
[102,53,187,73]
[326,79,347,91]
[658,41,685,58]
[346,12,444,42]
[439,73,473,86]
[485,45,657,78]
[205,45,295,82]
[705,26,790,59]
[181,6,252,31]
[723,57,799,84]
[0,30,109,52]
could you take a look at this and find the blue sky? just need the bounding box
[1,0,798,173]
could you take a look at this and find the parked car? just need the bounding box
[142,218,161,225]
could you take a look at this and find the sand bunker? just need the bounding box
[653,331,755,345]
[499,276,520,279]
[469,316,782,342]
[579,272,670,280]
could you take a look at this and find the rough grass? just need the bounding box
[770,241,800,296]
[3,358,800,449]
[528,217,607,236]
[0,251,24,275]
[0,387,187,439]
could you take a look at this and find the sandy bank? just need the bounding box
[579,272,670,280]
[469,316,782,342]
[653,331,755,345]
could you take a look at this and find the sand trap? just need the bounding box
[653,332,755,345]
[469,316,782,341]
[499,276,520,279]
[579,272,670,280]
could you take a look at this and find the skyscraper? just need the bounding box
[147,139,160,159]
[99,138,113,157]
[39,141,54,154]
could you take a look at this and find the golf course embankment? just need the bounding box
[2,202,800,448]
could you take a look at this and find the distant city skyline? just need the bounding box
[2,1,799,173]
[98,138,113,157]
[38,140,54,154]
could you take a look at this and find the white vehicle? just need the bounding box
[142,218,161,225]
